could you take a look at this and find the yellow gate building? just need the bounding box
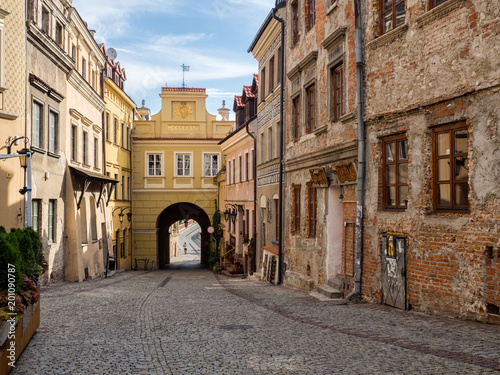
[132,87,233,268]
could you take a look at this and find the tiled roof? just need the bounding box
[234,95,244,108]
[243,86,254,99]
[253,73,258,85]
[161,87,206,92]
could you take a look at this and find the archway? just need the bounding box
[157,202,211,268]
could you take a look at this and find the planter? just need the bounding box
[0,302,40,375]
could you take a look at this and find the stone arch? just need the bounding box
[157,202,211,268]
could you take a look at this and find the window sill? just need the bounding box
[340,111,355,123]
[70,160,81,166]
[47,151,61,159]
[368,24,408,50]
[30,146,46,154]
[0,112,18,121]
[416,0,466,28]
[314,125,328,136]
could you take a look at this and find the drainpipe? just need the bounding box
[348,0,366,301]
[272,4,285,285]
[245,121,257,274]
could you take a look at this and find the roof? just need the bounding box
[242,86,254,100]
[161,87,206,92]
[218,123,250,145]
[248,11,274,53]
[69,165,118,184]
[233,96,244,109]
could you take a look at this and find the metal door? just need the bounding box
[382,233,407,310]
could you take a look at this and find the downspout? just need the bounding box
[245,121,257,273]
[272,7,285,285]
[347,0,366,301]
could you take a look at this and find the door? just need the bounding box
[382,233,407,310]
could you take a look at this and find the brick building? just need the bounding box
[361,0,500,322]
[282,0,359,292]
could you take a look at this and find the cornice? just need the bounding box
[367,24,408,50]
[104,78,136,109]
[321,27,347,50]
[416,0,466,28]
[287,51,318,80]
[68,69,105,112]
[27,22,74,74]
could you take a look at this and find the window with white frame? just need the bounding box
[32,100,43,148]
[176,154,191,176]
[146,153,162,176]
[204,154,219,177]
[48,199,56,243]
[94,136,99,168]
[48,110,58,153]
[82,130,88,165]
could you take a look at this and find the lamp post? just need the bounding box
[18,148,32,228]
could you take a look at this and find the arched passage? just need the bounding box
[157,202,211,268]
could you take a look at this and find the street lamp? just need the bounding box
[17,147,32,228]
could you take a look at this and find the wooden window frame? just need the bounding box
[292,185,301,235]
[432,122,469,212]
[332,64,344,121]
[269,56,275,93]
[306,84,316,134]
[379,0,405,35]
[307,183,317,238]
[429,0,448,9]
[305,0,316,32]
[292,96,300,141]
[292,1,299,46]
[382,134,409,210]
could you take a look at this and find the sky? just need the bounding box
[72,0,274,120]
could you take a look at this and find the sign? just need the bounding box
[207,226,215,234]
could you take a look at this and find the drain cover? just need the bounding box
[218,325,253,330]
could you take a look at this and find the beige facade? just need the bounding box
[0,1,27,231]
[249,10,284,284]
[102,45,135,270]
[132,88,233,268]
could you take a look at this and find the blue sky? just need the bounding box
[72,0,273,120]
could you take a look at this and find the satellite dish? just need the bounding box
[107,48,117,61]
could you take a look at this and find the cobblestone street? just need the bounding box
[11,259,500,375]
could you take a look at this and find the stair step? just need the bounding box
[317,285,342,299]
[328,278,342,290]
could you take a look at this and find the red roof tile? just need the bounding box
[162,87,206,92]
[234,95,244,108]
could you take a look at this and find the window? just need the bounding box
[433,122,469,211]
[380,0,405,35]
[71,45,76,61]
[293,96,300,141]
[105,113,109,141]
[269,56,275,92]
[127,127,131,149]
[55,22,63,47]
[42,7,50,35]
[114,118,118,144]
[32,200,40,233]
[81,57,86,80]
[292,185,301,234]
[147,154,162,176]
[261,67,266,101]
[82,131,88,165]
[176,154,191,176]
[306,0,316,31]
[429,0,448,9]
[204,154,219,177]
[245,153,249,181]
[80,197,88,244]
[292,1,299,46]
[27,0,37,22]
[48,110,57,153]
[121,122,124,147]
[251,150,255,179]
[332,64,343,121]
[122,176,125,200]
[382,135,408,209]
[32,101,43,148]
[239,156,242,182]
[71,124,77,161]
[227,160,231,184]
[307,183,317,238]
[127,177,131,200]
[232,159,235,184]
[306,84,316,133]
[277,48,282,86]
[114,174,118,200]
[91,69,96,89]
[260,132,265,164]
[268,127,273,160]
[94,137,99,168]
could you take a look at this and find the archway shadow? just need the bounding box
[157,202,211,269]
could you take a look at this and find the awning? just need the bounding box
[69,165,118,209]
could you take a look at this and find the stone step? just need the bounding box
[328,278,342,290]
[317,284,342,299]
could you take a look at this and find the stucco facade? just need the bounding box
[0,0,27,231]
[132,87,233,269]
[102,45,135,270]
[282,0,359,291]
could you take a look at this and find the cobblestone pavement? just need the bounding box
[11,258,500,375]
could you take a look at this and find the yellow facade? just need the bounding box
[103,66,135,270]
[132,87,233,268]
[0,0,27,231]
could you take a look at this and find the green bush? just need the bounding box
[0,233,23,292]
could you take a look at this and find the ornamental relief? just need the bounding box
[175,102,193,119]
